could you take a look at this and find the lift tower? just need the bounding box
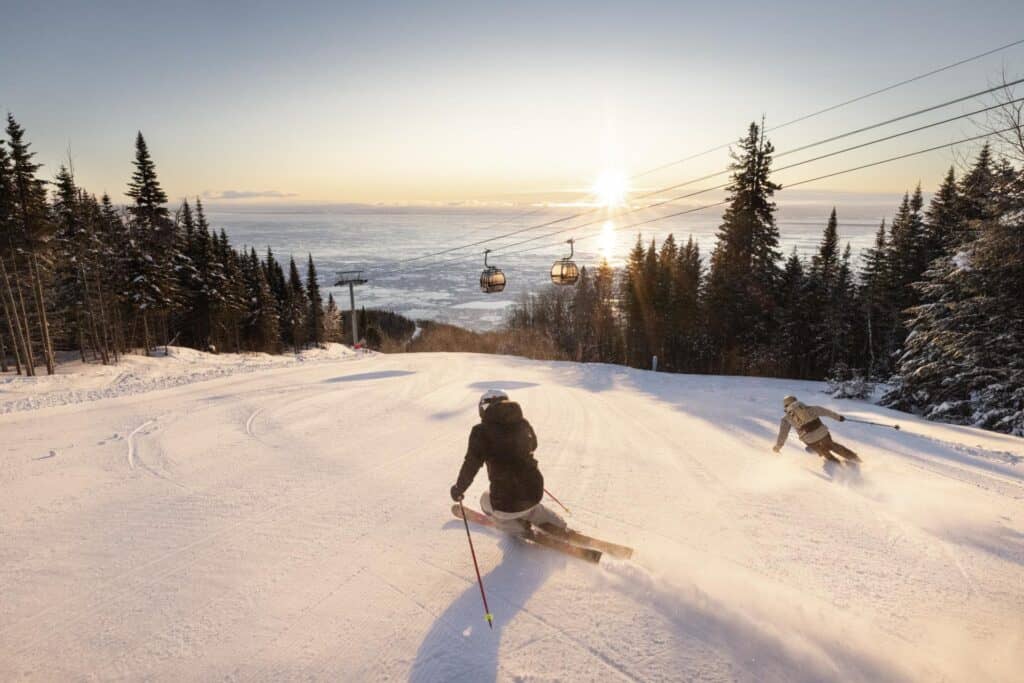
[334,271,367,347]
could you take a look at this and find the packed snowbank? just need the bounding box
[0,344,358,414]
[1,351,1021,681]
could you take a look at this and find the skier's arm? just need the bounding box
[810,406,844,422]
[452,426,486,498]
[773,418,791,451]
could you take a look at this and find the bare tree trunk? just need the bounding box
[81,266,109,365]
[92,271,112,364]
[0,255,31,375]
[29,253,55,374]
[1,308,21,374]
[111,302,123,363]
[142,311,151,356]
[162,313,169,354]
[77,322,86,362]
[14,260,36,375]
[0,317,8,372]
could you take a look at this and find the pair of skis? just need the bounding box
[451,504,633,564]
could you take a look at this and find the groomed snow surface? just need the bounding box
[1,348,1022,681]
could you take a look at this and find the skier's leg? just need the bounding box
[525,503,567,531]
[831,441,861,461]
[480,492,531,535]
[810,440,841,463]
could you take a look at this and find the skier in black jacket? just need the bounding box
[450,389,567,535]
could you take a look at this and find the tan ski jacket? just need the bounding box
[774,402,843,448]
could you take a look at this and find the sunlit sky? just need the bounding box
[1,1,1022,206]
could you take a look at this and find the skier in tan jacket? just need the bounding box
[772,395,860,463]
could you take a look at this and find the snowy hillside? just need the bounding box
[1,350,1022,681]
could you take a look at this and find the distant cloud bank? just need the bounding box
[205,189,298,200]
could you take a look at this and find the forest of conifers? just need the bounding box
[0,115,344,377]
[505,124,1023,435]
[2,115,1021,435]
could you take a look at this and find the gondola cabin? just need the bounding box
[550,260,579,285]
[550,238,579,286]
[480,267,506,293]
[480,249,506,293]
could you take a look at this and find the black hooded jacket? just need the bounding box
[453,401,544,513]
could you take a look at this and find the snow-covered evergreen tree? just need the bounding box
[284,256,308,352]
[244,247,280,352]
[806,208,841,375]
[924,167,961,260]
[777,247,808,378]
[323,292,343,344]
[671,237,703,372]
[888,152,1024,435]
[125,132,178,351]
[305,254,324,346]
[620,235,651,367]
[705,122,782,375]
[5,114,56,373]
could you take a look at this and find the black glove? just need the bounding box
[839,415,846,422]
[450,485,464,502]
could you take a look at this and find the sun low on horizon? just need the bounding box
[592,168,630,209]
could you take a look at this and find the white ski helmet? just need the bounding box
[478,389,509,418]
[783,395,798,408]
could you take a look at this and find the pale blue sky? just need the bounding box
[1,0,1022,204]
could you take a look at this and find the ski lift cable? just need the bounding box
[388,38,1024,269]
[633,36,1024,180]
[384,76,1024,272]
[444,99,1023,261]
[399,123,1015,275]
[630,80,1024,202]
[393,38,1024,267]
[368,108,1015,282]
[496,125,1019,260]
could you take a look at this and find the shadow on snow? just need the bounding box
[409,523,564,683]
[323,370,416,383]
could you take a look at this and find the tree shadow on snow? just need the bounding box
[431,407,474,421]
[408,526,562,683]
[466,380,540,391]
[322,370,416,383]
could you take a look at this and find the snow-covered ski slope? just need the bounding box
[1,350,1021,682]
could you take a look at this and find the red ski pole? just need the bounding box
[458,499,493,629]
[543,487,571,515]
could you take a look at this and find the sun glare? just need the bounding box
[592,169,629,208]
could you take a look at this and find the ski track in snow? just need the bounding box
[126,419,154,469]
[1,350,1022,681]
[245,408,262,437]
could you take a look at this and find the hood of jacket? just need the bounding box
[482,400,524,425]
